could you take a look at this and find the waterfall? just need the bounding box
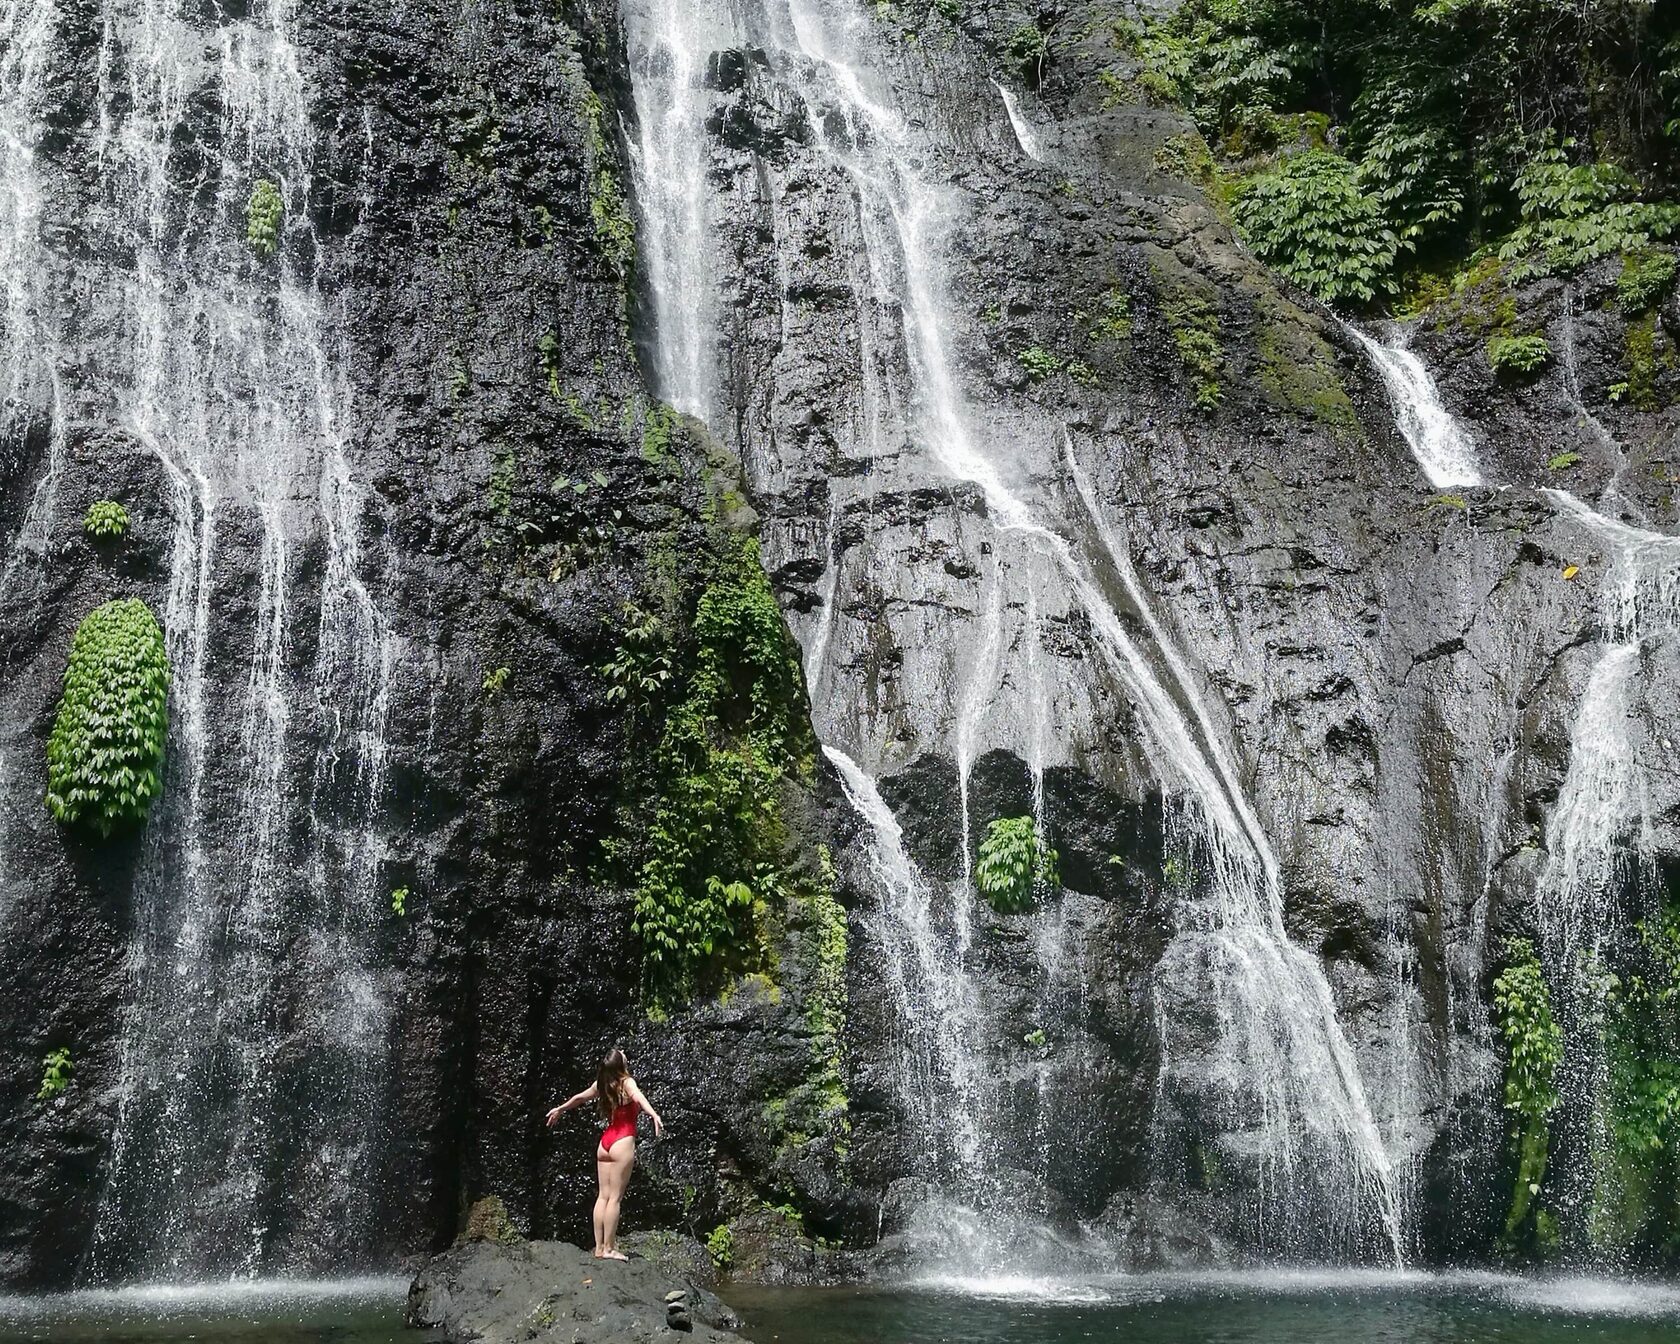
[992,80,1044,162]
[1348,324,1482,488]
[0,0,405,1281]
[625,0,1401,1264]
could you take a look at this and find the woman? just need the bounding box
[546,1048,665,1260]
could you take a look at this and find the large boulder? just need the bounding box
[406,1238,747,1344]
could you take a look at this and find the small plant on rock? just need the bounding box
[83,500,128,540]
[1493,937,1562,1244]
[1488,334,1552,378]
[1018,345,1064,383]
[37,1047,73,1100]
[975,815,1058,914]
[246,178,284,257]
[391,886,410,917]
[482,665,510,697]
[1617,248,1678,313]
[46,599,170,836]
[706,1223,735,1272]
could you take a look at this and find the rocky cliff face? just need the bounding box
[2,0,1677,1290]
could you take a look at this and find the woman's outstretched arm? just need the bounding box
[545,1082,598,1127]
[626,1077,665,1136]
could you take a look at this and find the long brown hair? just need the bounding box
[595,1048,631,1119]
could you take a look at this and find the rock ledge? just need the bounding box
[406,1238,749,1343]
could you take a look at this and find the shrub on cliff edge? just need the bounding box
[46,598,170,836]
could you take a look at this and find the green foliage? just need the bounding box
[706,1223,734,1272]
[581,91,635,277]
[1122,0,1680,305]
[83,501,128,540]
[246,178,283,257]
[482,665,510,697]
[1617,249,1678,313]
[974,816,1058,914]
[1233,153,1398,305]
[1023,1028,1047,1050]
[46,599,170,836]
[1017,345,1062,383]
[1500,146,1680,277]
[1006,23,1048,84]
[1090,288,1132,343]
[1547,452,1580,471]
[1623,313,1673,411]
[1487,334,1551,377]
[391,886,410,917]
[1493,937,1562,1244]
[616,534,812,1007]
[1159,287,1224,412]
[37,1047,73,1101]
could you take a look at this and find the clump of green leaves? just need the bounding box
[1159,287,1224,412]
[975,816,1058,914]
[246,178,284,257]
[616,534,813,1007]
[706,1223,735,1271]
[482,665,510,697]
[46,599,170,836]
[1091,288,1132,343]
[1500,147,1680,278]
[83,500,129,540]
[1232,152,1398,305]
[1007,22,1048,85]
[1617,249,1678,313]
[581,91,634,277]
[1017,345,1063,382]
[1487,334,1552,378]
[37,1047,73,1101]
[391,886,410,917]
[1493,937,1562,1244]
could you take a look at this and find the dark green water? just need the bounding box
[728,1270,1680,1344]
[6,1269,1680,1343]
[0,1279,412,1344]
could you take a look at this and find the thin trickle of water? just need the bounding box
[1559,286,1620,459]
[993,80,1044,161]
[1348,324,1482,488]
[825,746,986,1180]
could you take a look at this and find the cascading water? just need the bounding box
[1346,324,1482,489]
[1355,314,1680,1256]
[0,0,396,1281]
[625,0,1400,1265]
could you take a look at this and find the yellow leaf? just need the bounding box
[1562,565,1579,580]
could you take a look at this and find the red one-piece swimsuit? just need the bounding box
[599,1100,639,1155]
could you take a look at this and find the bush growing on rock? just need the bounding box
[82,500,128,540]
[246,178,283,257]
[1487,334,1552,378]
[46,598,170,836]
[1232,152,1398,306]
[975,816,1057,914]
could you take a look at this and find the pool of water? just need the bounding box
[6,1267,1680,1344]
[0,1277,412,1344]
[726,1269,1680,1344]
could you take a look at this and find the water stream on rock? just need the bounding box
[1354,322,1680,1251]
[0,0,398,1282]
[625,0,1401,1267]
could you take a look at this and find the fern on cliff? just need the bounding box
[46,599,170,836]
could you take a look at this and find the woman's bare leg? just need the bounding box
[601,1138,635,1257]
[593,1151,611,1256]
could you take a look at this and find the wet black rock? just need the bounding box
[405,1238,746,1344]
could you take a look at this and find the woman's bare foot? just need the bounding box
[593,1248,605,1259]
[603,1249,629,1261]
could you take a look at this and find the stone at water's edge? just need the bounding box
[405,1238,747,1343]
